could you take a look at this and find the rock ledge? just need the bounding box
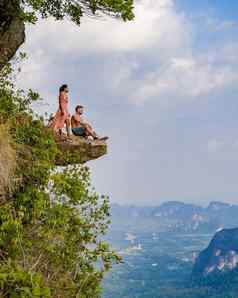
[55,135,107,166]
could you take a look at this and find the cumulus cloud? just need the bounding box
[22,0,237,109]
[18,0,192,109]
[19,0,238,110]
[131,54,238,104]
[25,0,188,55]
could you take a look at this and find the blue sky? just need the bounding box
[177,0,238,21]
[18,0,238,206]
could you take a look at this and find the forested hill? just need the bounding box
[192,228,238,284]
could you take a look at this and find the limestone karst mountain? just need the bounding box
[192,228,238,283]
[110,201,238,233]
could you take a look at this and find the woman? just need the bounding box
[50,84,71,140]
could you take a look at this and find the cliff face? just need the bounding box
[192,228,238,281]
[0,126,16,198]
[0,0,25,69]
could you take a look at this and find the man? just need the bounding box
[71,105,108,141]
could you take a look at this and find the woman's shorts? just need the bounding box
[72,127,86,137]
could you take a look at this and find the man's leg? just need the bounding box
[84,124,98,139]
[84,124,109,141]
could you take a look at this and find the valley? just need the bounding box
[103,201,238,298]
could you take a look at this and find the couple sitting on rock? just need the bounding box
[49,84,108,142]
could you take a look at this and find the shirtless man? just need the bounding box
[71,105,108,141]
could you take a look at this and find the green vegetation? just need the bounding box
[0,61,121,297]
[20,0,134,24]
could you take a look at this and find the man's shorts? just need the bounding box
[72,127,86,137]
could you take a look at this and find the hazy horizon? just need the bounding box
[109,197,238,207]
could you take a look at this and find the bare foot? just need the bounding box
[98,136,109,141]
[66,136,73,143]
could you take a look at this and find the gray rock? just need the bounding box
[55,135,107,166]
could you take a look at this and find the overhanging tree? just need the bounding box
[0,0,134,69]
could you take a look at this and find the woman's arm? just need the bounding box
[59,93,64,112]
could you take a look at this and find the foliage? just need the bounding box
[0,61,121,297]
[20,0,134,24]
[0,263,51,297]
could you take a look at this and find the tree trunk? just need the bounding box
[0,0,25,70]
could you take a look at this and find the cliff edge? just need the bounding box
[55,135,107,166]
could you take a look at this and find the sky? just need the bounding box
[17,0,238,206]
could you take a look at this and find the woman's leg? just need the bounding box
[66,119,72,138]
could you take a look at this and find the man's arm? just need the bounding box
[71,115,76,128]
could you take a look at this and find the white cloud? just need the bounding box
[207,138,225,153]
[19,0,238,110]
[129,45,238,104]
[131,54,238,104]
[18,0,191,107]
[24,0,189,56]
[17,0,238,117]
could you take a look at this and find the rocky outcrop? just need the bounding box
[0,128,107,199]
[0,126,16,198]
[0,0,25,69]
[55,135,107,166]
[192,228,238,281]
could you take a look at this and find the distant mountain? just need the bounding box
[110,201,238,233]
[191,228,238,289]
[151,201,203,218]
[207,201,232,212]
